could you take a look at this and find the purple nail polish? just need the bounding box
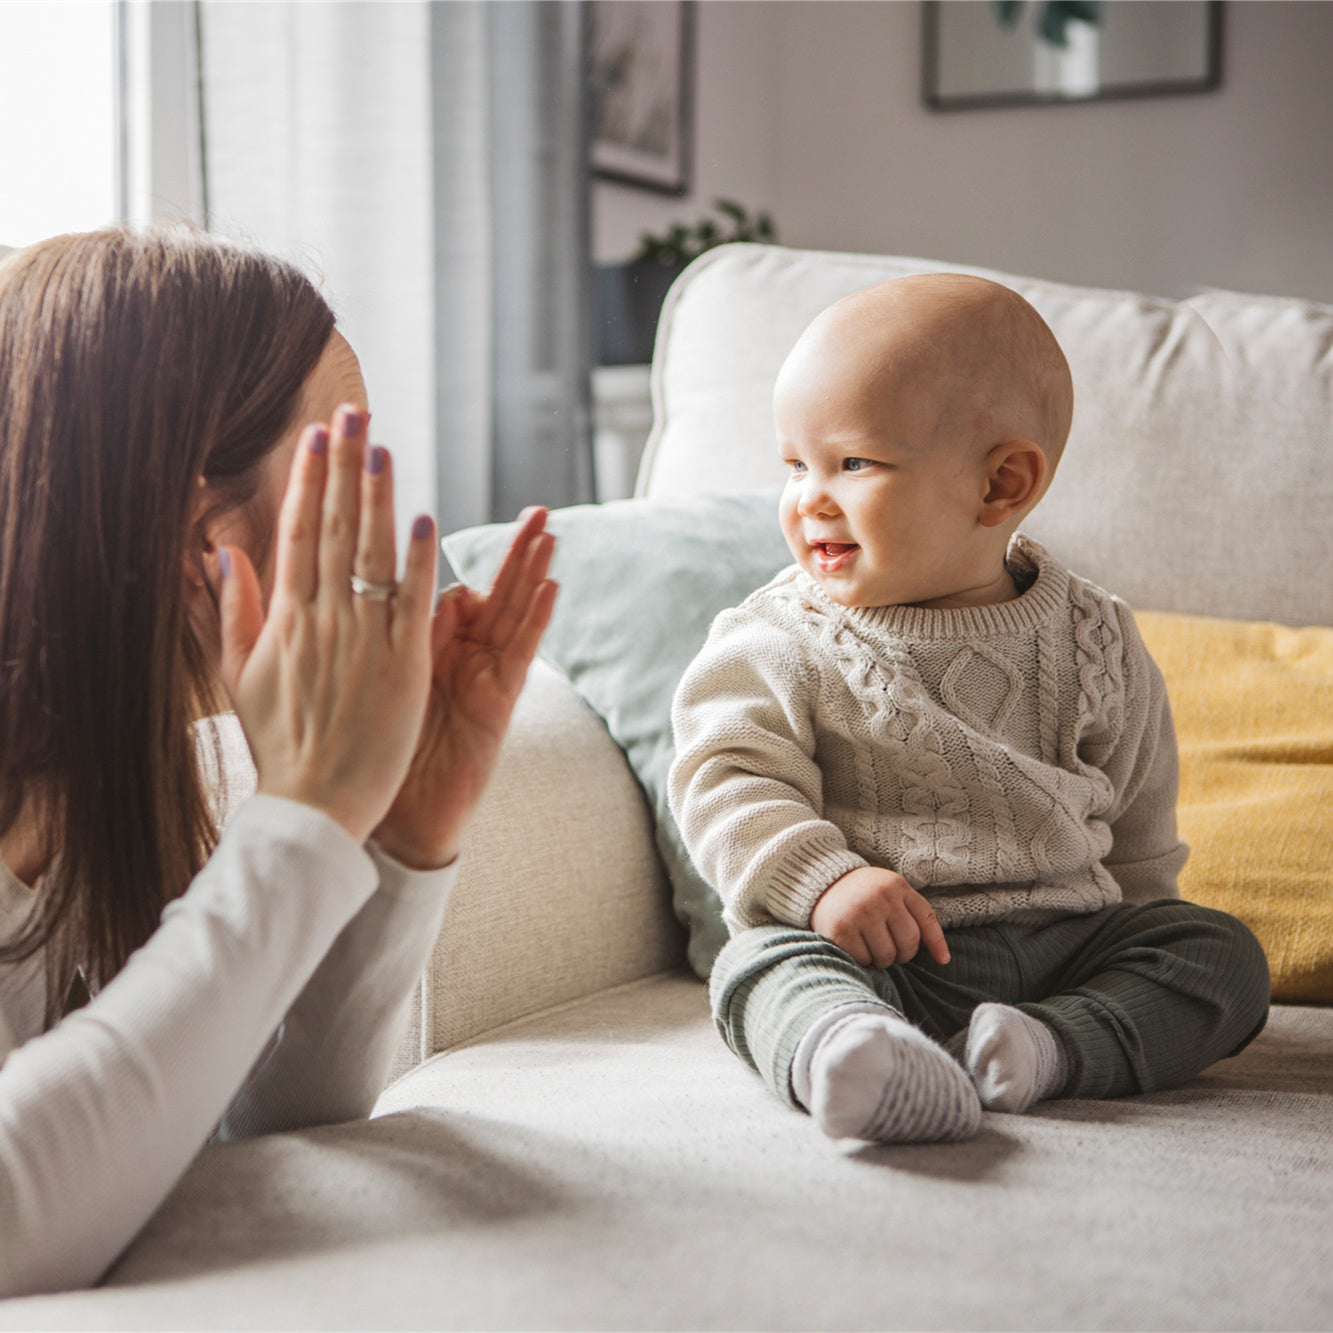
[339,406,364,435]
[308,426,330,456]
[219,548,232,579]
[367,445,387,476]
[412,514,433,541]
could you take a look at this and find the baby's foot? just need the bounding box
[958,1003,1069,1113]
[794,1009,982,1143]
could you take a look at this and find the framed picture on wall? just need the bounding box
[589,0,694,195]
[923,0,1222,110]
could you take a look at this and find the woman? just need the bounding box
[0,226,555,1297]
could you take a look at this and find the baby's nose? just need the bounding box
[799,483,839,517]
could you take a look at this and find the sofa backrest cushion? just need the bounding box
[640,244,1332,629]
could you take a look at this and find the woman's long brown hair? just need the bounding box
[0,227,335,1016]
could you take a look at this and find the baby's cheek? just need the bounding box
[778,495,803,559]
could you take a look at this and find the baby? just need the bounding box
[668,273,1270,1144]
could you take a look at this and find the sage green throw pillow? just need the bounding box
[442,492,790,977]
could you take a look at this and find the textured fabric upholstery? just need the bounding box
[410,660,684,1060]
[10,978,1332,1330]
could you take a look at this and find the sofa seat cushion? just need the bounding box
[9,975,1329,1330]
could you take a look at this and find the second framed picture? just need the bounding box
[589,0,694,195]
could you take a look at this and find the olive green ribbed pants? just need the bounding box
[711,900,1271,1110]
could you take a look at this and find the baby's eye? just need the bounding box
[843,457,875,473]
[785,459,807,475]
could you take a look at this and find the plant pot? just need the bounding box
[594,260,686,366]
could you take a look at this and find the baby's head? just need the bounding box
[773,272,1073,611]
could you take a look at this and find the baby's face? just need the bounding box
[774,329,1005,611]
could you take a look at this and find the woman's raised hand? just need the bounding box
[371,508,558,869]
[215,407,437,846]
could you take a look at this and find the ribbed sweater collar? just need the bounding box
[797,533,1072,643]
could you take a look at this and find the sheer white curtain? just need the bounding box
[200,0,591,540]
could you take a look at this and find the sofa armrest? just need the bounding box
[400,659,685,1063]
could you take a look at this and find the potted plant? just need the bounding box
[594,199,778,365]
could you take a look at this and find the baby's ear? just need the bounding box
[978,440,1047,527]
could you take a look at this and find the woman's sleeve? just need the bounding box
[0,796,380,1299]
[216,846,457,1139]
[668,609,866,931]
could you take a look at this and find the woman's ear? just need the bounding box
[183,476,224,594]
[183,481,236,670]
[978,440,1047,528]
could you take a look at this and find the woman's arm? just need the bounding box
[0,798,377,1298]
[216,846,457,1139]
[197,715,457,1138]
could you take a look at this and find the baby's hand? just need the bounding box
[810,866,950,969]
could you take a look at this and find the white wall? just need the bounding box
[594,1,1333,304]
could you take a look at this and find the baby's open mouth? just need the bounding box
[812,541,859,572]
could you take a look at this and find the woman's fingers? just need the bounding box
[318,405,368,597]
[228,401,438,840]
[272,424,330,605]
[484,530,555,660]
[353,444,397,598]
[495,576,558,695]
[392,514,439,652]
[473,508,551,646]
[429,584,468,659]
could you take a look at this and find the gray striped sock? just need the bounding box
[964,1003,1069,1113]
[805,1012,983,1144]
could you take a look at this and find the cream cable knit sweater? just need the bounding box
[669,534,1186,936]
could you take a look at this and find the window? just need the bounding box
[0,1,119,245]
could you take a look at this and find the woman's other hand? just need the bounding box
[214,407,437,845]
[371,508,557,869]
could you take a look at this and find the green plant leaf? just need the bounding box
[623,199,780,265]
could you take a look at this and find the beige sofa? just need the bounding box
[5,244,1332,1330]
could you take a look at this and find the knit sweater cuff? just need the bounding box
[762,848,869,929]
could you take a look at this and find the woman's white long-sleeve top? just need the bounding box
[0,718,457,1298]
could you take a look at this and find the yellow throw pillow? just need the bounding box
[1135,610,1333,1004]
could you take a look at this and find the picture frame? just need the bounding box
[923,0,1223,112]
[589,0,694,195]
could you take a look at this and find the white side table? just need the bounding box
[591,364,653,502]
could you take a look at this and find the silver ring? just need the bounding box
[350,574,398,602]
